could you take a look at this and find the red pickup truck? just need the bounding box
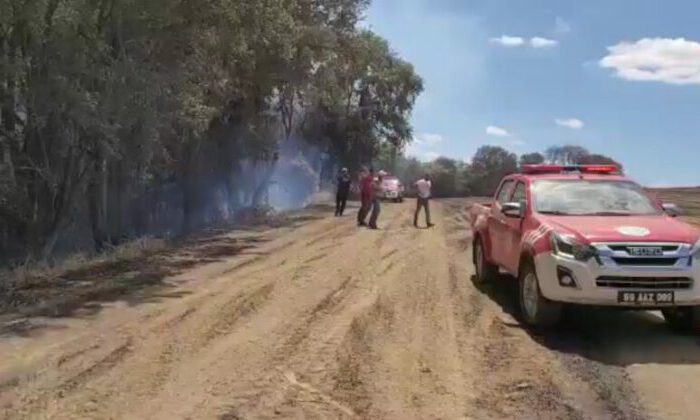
[469,164,700,332]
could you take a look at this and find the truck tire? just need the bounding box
[473,237,498,284]
[662,307,700,334]
[518,262,562,328]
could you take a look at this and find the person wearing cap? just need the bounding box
[335,167,352,216]
[368,170,386,229]
[414,174,434,228]
[357,167,374,226]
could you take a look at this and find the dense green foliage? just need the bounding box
[0,0,423,262]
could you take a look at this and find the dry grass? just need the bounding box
[0,237,171,321]
[649,187,700,226]
[0,205,330,327]
[2,237,167,288]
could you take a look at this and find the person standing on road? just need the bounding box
[368,170,386,230]
[357,167,374,226]
[335,167,352,216]
[414,174,434,228]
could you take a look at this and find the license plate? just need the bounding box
[628,246,663,256]
[617,291,675,305]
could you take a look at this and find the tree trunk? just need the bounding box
[181,142,199,232]
[88,157,109,251]
[182,176,198,232]
[108,161,125,241]
[1,38,17,186]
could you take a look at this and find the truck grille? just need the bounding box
[596,276,693,290]
[596,243,691,268]
[611,257,679,266]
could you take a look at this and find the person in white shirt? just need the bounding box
[414,174,434,228]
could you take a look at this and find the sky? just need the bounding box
[364,0,700,186]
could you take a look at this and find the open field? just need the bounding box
[649,187,700,226]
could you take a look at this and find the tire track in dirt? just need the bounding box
[331,293,395,418]
[59,339,133,394]
[313,202,477,419]
[117,207,403,419]
[211,207,413,418]
[1,336,134,418]
[202,283,276,343]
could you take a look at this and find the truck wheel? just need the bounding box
[662,307,700,334]
[518,263,562,328]
[473,237,498,284]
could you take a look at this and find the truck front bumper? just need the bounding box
[535,250,700,307]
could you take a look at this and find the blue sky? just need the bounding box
[365,0,700,186]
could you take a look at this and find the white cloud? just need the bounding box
[530,37,559,48]
[555,118,584,130]
[599,38,700,85]
[490,36,525,47]
[554,17,571,34]
[486,125,511,137]
[490,35,559,49]
[485,126,526,148]
[413,133,444,145]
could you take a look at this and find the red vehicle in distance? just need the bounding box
[380,175,405,203]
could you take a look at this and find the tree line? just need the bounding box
[0,0,423,264]
[376,144,623,198]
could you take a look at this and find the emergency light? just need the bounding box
[521,164,621,175]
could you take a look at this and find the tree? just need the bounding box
[519,152,545,166]
[545,146,622,170]
[466,146,518,196]
[545,145,590,165]
[304,31,423,172]
[578,153,623,170]
[428,157,461,197]
[0,0,423,265]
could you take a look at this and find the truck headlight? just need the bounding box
[693,238,700,259]
[551,233,597,262]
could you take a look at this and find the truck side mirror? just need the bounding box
[502,202,524,218]
[662,202,682,218]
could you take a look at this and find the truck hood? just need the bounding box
[540,215,700,244]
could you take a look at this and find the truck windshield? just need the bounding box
[532,180,661,216]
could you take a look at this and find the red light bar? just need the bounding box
[521,164,621,175]
[522,165,566,174]
[581,165,621,174]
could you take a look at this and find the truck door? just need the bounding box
[502,181,527,275]
[488,179,515,267]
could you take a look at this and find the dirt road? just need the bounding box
[2,199,700,419]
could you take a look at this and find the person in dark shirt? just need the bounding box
[335,167,352,216]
